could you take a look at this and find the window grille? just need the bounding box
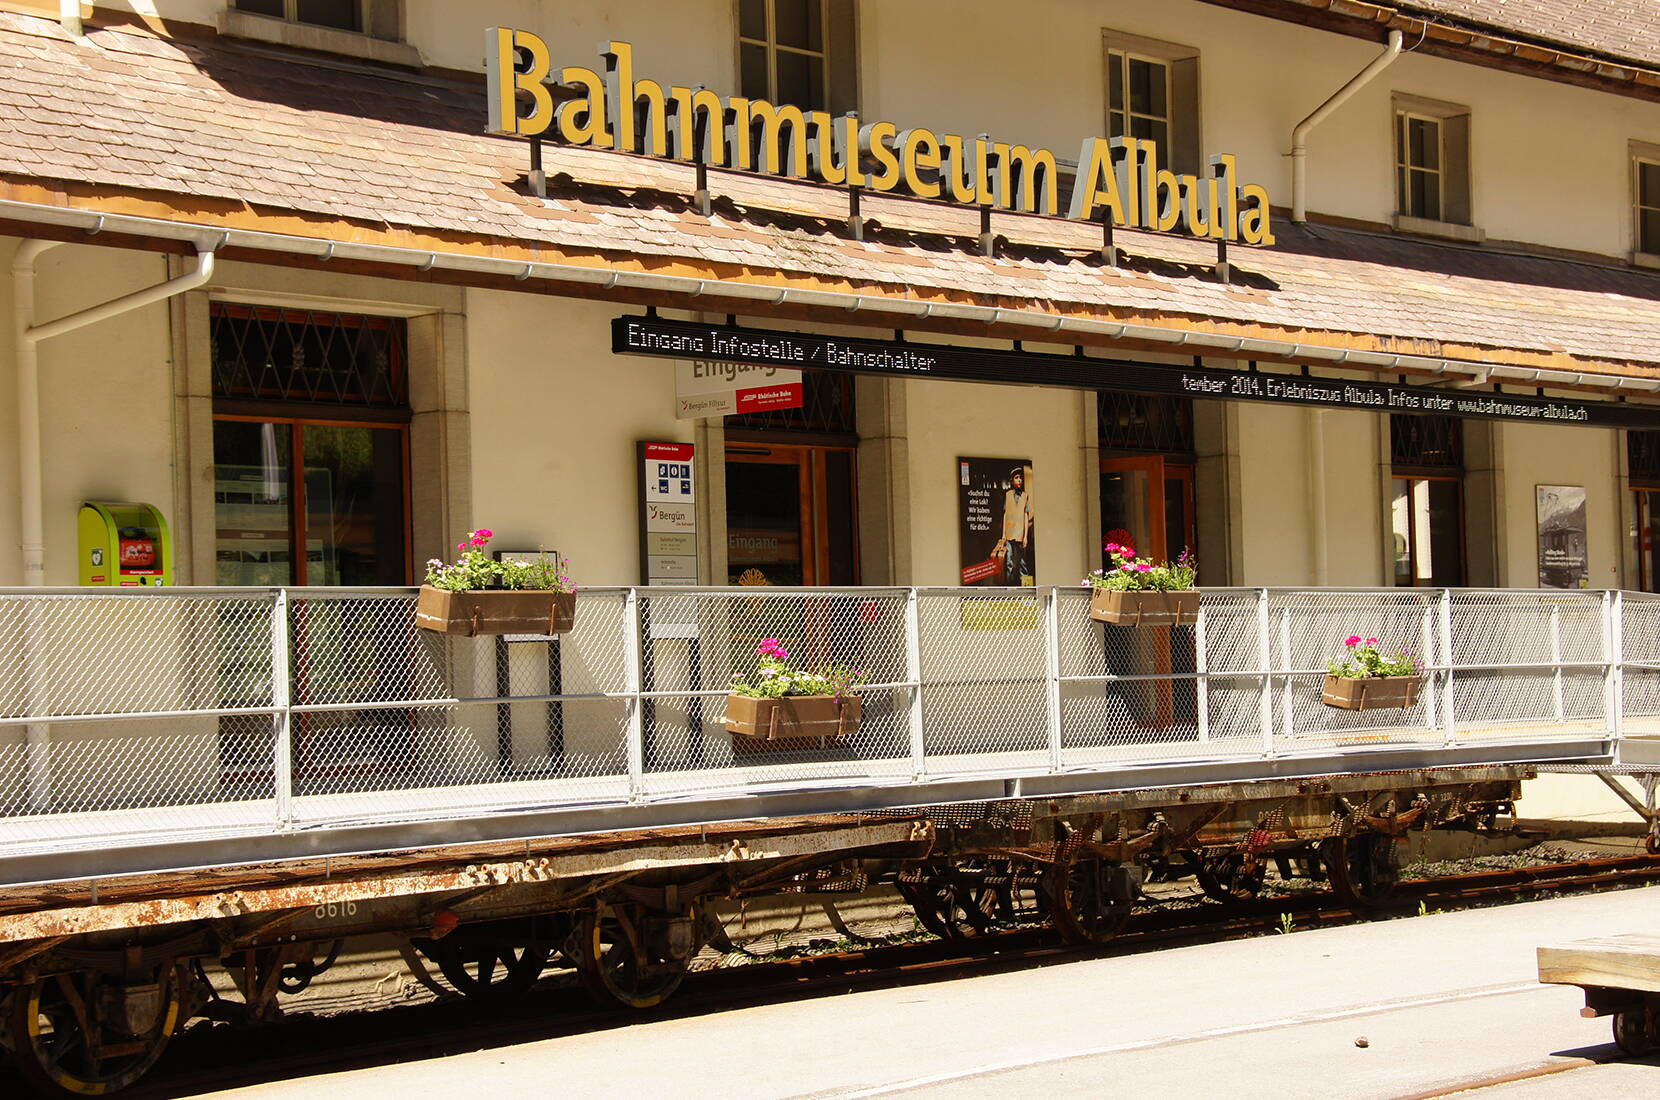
[1391,414,1462,471]
[1098,392,1195,455]
[211,304,408,410]
[1631,430,1660,483]
[729,370,856,435]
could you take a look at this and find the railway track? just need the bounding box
[81,852,1660,1100]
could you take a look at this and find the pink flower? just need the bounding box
[458,542,468,551]
[1365,637,1378,646]
[1134,562,1153,572]
[471,538,487,547]
[1344,635,1361,647]
[1105,542,1121,554]
[476,528,494,538]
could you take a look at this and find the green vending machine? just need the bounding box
[78,501,173,586]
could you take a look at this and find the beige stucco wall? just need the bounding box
[899,370,1089,587]
[71,0,1660,258]
[464,290,692,585]
[0,240,176,586]
[1493,421,1623,589]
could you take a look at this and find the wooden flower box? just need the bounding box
[1321,674,1422,711]
[415,586,576,637]
[1089,588,1201,627]
[724,694,862,753]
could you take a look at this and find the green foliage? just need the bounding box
[1327,635,1420,679]
[423,529,575,593]
[728,638,868,699]
[1086,545,1197,592]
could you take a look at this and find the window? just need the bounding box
[1108,53,1170,153]
[1631,430,1660,591]
[1390,415,1465,586]
[209,304,411,587]
[223,0,416,64]
[234,0,361,33]
[1631,144,1660,258]
[1392,95,1472,231]
[1103,31,1200,174]
[1396,113,1443,221]
[737,0,857,114]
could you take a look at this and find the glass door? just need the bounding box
[725,443,858,586]
[1099,454,1198,731]
[1638,489,1660,592]
[1100,455,1195,568]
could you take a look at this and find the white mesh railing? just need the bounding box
[0,584,1635,855]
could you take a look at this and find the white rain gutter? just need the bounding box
[13,241,216,584]
[3,198,1658,398]
[1292,30,1404,223]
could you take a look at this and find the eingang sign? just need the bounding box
[486,30,1275,245]
[613,315,1660,430]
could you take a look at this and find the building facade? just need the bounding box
[1,0,1659,602]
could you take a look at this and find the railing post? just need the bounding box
[1549,604,1565,725]
[272,589,293,830]
[905,588,926,781]
[1044,586,1063,771]
[624,588,645,802]
[1418,596,1437,730]
[1256,588,1275,758]
[1278,605,1295,744]
[1439,589,1457,747]
[1607,589,1624,743]
[1194,602,1210,743]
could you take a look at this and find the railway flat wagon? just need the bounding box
[0,583,1651,1094]
[1539,934,1660,1055]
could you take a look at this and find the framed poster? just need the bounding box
[1536,485,1588,589]
[958,458,1035,586]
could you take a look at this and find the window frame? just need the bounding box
[221,0,417,66]
[1395,110,1445,222]
[1630,142,1660,264]
[234,0,364,34]
[1100,29,1201,176]
[1106,50,1173,151]
[737,0,860,114]
[1390,94,1477,239]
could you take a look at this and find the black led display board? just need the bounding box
[613,315,1660,429]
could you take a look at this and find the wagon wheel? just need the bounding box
[1042,854,1137,946]
[571,902,699,1010]
[5,963,188,1098]
[415,935,552,1001]
[1191,850,1266,903]
[1612,1008,1655,1056]
[895,865,998,940]
[1321,834,1402,909]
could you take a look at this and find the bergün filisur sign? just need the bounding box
[485,31,1275,245]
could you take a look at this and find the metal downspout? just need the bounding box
[14,245,216,583]
[1291,30,1404,223]
[11,243,215,811]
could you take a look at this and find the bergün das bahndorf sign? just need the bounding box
[485,30,1276,245]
